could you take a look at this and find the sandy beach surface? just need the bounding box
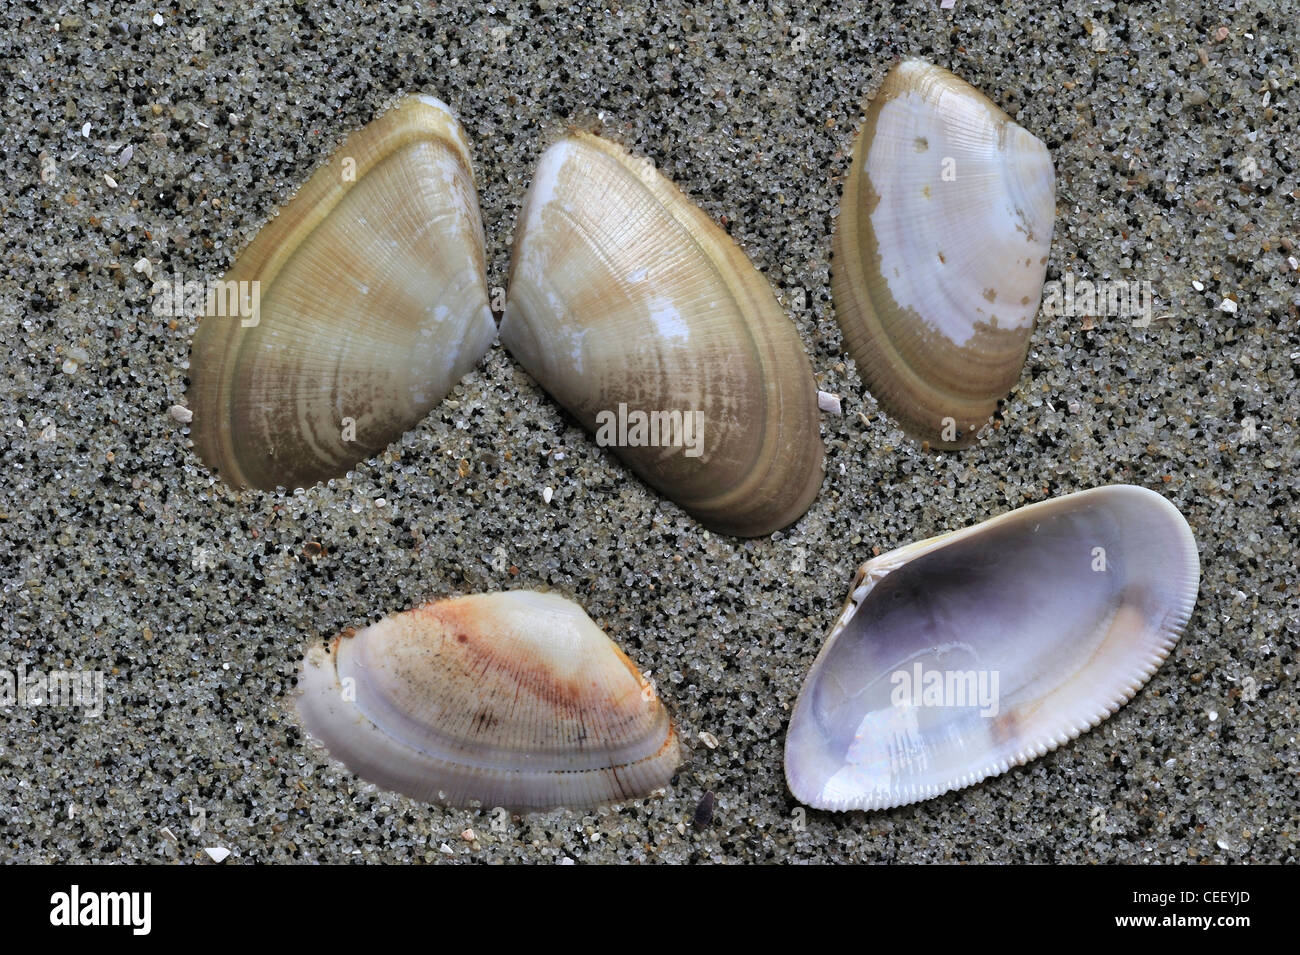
[0,1,1296,863]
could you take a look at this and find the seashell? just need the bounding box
[295,590,682,809]
[500,133,824,537]
[189,95,496,490]
[831,58,1056,448]
[784,485,1199,811]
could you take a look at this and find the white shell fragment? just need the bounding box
[296,591,682,810]
[832,58,1056,448]
[501,133,824,537]
[817,391,842,415]
[785,485,1200,811]
[189,95,495,490]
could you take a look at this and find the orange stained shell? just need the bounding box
[296,591,682,810]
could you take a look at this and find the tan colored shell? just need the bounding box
[296,591,682,810]
[500,133,824,537]
[832,58,1056,448]
[189,95,495,489]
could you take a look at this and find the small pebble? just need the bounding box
[698,730,719,749]
[817,390,842,415]
[204,847,231,863]
[693,790,716,830]
[169,404,193,423]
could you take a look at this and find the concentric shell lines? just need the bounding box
[296,591,682,810]
[501,133,824,536]
[189,95,496,490]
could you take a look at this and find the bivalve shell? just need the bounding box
[785,485,1199,811]
[832,58,1056,448]
[296,591,682,809]
[189,95,496,490]
[501,133,824,537]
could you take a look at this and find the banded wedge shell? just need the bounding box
[785,485,1199,811]
[500,133,824,537]
[189,95,496,489]
[296,591,682,809]
[832,58,1056,448]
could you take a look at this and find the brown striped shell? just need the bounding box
[500,133,824,536]
[189,95,495,489]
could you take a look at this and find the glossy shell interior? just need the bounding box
[785,485,1200,811]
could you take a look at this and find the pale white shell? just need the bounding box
[785,485,1199,811]
[296,591,681,810]
[833,58,1056,448]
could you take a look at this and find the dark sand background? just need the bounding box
[0,1,1296,862]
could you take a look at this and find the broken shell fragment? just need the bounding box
[500,133,824,537]
[831,58,1056,448]
[296,591,682,809]
[785,485,1199,811]
[189,95,495,490]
